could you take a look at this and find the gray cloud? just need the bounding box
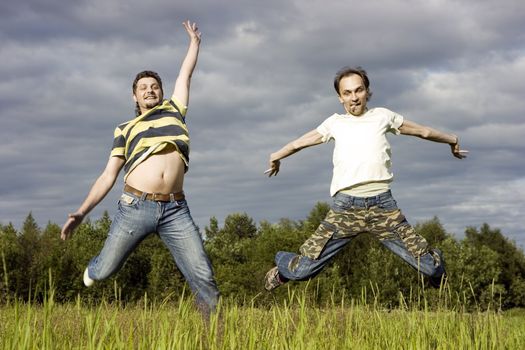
[1,0,524,250]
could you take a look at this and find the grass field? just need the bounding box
[1,287,524,350]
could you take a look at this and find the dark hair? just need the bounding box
[132,70,164,116]
[333,66,372,101]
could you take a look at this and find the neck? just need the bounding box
[139,104,158,115]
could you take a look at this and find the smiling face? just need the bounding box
[133,77,163,114]
[337,74,369,116]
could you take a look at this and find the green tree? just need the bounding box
[440,237,503,309]
[65,214,113,302]
[145,238,186,301]
[465,224,525,308]
[222,213,257,239]
[3,205,524,311]
[17,213,42,300]
[37,222,77,302]
[205,213,261,299]
[303,202,330,232]
[0,223,21,302]
[249,218,308,304]
[415,217,449,246]
[204,216,219,240]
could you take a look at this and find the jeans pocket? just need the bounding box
[377,197,398,211]
[118,193,138,209]
[333,198,352,211]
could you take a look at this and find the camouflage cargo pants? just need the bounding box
[275,190,443,281]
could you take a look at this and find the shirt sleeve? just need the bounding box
[316,114,337,143]
[110,126,126,158]
[387,110,404,135]
[170,97,188,117]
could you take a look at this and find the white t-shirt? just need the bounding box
[316,107,404,196]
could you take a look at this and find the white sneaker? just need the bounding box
[83,268,95,287]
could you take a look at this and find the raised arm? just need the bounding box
[60,156,125,240]
[399,119,468,159]
[172,20,201,107]
[265,129,324,177]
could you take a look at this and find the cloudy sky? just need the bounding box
[1,0,524,249]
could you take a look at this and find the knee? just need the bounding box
[275,251,299,270]
[88,265,113,281]
[88,256,122,280]
[276,252,316,280]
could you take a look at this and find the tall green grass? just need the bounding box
[1,283,524,350]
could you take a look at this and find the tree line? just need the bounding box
[1,204,524,310]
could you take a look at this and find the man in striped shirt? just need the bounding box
[61,21,219,316]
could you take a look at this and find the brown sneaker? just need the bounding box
[265,266,285,291]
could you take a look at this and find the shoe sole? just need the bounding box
[83,268,95,287]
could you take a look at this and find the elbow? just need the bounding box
[99,170,118,187]
[420,128,432,139]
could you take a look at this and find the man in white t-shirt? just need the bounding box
[264,66,468,291]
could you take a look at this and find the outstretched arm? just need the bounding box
[172,20,201,107]
[60,156,125,240]
[265,129,324,177]
[399,119,468,159]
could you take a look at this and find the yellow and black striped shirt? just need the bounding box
[110,97,189,180]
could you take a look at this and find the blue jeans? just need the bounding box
[275,191,445,281]
[87,190,219,313]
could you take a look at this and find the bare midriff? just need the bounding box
[125,144,185,194]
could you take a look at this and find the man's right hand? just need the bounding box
[59,156,124,241]
[264,129,323,178]
[61,212,84,240]
[264,159,281,177]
